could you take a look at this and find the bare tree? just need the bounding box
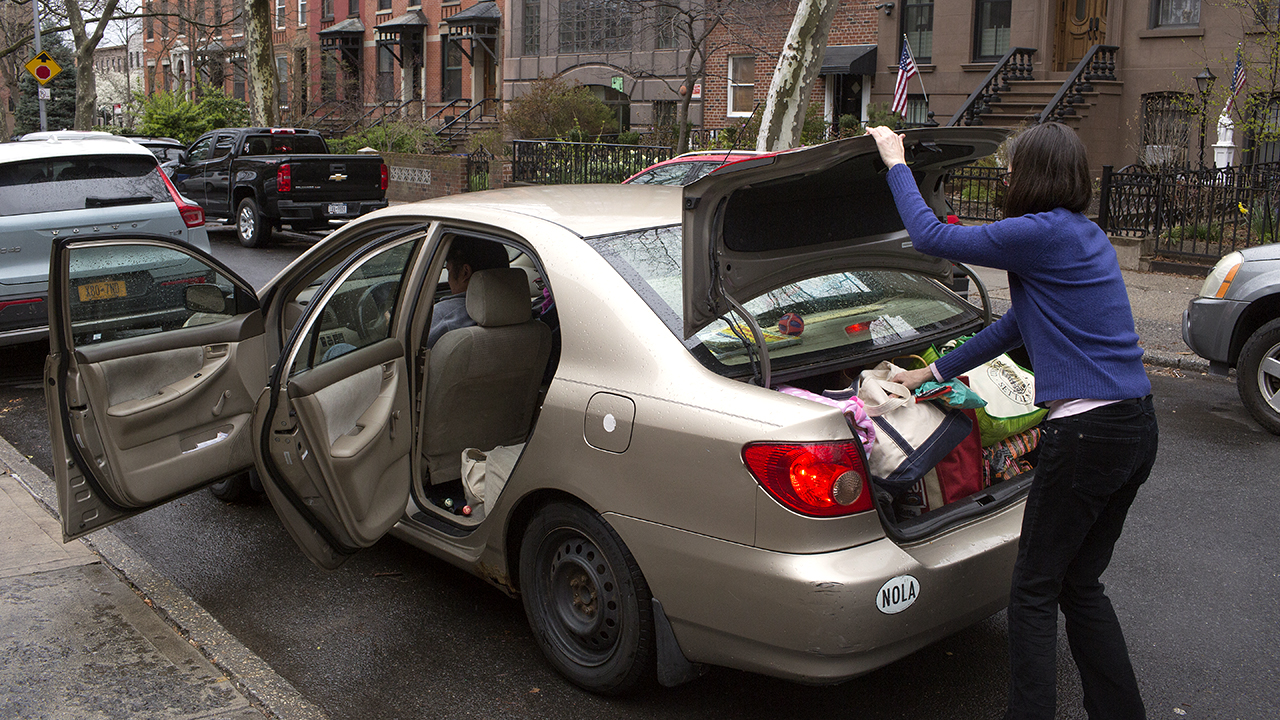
[754,0,839,151]
[64,0,122,129]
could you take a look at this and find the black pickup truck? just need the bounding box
[171,127,388,247]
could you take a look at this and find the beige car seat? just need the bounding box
[423,267,553,484]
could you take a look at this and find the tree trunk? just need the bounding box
[755,0,840,152]
[246,0,277,126]
[65,0,121,130]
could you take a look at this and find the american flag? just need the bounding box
[892,41,919,116]
[1225,45,1247,114]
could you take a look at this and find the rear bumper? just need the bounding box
[607,499,1024,683]
[0,290,48,346]
[274,198,388,227]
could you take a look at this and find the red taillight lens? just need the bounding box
[158,167,205,228]
[742,441,873,517]
[379,163,388,191]
[277,163,292,193]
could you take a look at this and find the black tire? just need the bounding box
[1237,317,1280,435]
[236,196,268,248]
[209,471,255,502]
[519,502,656,695]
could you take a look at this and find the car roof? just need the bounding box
[2,136,155,162]
[378,184,685,239]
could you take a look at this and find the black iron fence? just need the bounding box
[1099,162,1280,262]
[466,145,493,192]
[944,165,1007,223]
[512,140,673,185]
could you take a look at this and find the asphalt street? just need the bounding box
[0,226,1275,719]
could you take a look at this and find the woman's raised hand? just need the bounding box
[867,126,907,168]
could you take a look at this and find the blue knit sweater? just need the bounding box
[886,163,1150,405]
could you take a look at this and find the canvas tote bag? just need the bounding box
[856,362,973,495]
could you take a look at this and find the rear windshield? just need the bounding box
[0,155,169,216]
[242,134,328,155]
[589,225,979,374]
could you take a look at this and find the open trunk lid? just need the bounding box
[680,127,1008,339]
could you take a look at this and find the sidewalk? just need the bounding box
[0,439,328,720]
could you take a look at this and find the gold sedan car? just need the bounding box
[45,128,1029,695]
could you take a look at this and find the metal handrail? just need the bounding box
[336,98,417,136]
[947,47,1037,127]
[296,99,344,129]
[439,98,499,142]
[425,98,471,127]
[1039,45,1119,123]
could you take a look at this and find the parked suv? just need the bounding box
[0,133,209,346]
[1184,245,1280,434]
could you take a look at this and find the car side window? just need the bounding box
[289,238,417,374]
[629,163,691,185]
[66,243,248,348]
[187,137,213,163]
[210,134,236,159]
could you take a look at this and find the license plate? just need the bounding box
[327,203,348,216]
[77,280,127,302]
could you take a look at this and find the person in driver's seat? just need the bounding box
[425,238,510,348]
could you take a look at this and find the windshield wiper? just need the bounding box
[85,196,153,208]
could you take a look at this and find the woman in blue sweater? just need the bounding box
[868,122,1158,720]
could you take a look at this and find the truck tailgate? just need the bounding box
[285,154,385,202]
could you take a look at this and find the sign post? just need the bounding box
[30,0,46,131]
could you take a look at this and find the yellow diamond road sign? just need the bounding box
[25,52,62,85]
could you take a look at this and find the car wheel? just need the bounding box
[236,197,268,248]
[1237,317,1280,435]
[209,471,255,502]
[519,502,656,695]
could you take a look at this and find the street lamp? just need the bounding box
[1195,67,1217,168]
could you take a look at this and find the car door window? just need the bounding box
[186,137,213,163]
[67,243,248,347]
[289,238,418,373]
[210,134,237,159]
[628,163,692,185]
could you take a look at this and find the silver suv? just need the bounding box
[0,133,210,346]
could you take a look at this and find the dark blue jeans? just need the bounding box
[1004,396,1158,720]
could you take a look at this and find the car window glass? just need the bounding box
[187,137,213,163]
[0,155,169,216]
[244,134,327,155]
[66,243,244,347]
[589,225,978,372]
[289,238,417,374]
[686,162,721,183]
[628,163,691,186]
[211,134,236,158]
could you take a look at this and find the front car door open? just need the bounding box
[253,229,422,570]
[46,235,267,541]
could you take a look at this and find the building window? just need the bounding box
[442,36,462,100]
[276,0,286,28]
[1139,92,1191,168]
[378,0,390,10]
[728,55,755,117]
[522,0,540,55]
[276,56,289,108]
[903,95,930,125]
[655,2,678,50]
[1245,93,1280,164]
[348,0,359,17]
[559,0,632,53]
[161,0,170,37]
[377,45,395,101]
[322,0,333,18]
[298,0,307,25]
[146,3,154,40]
[1151,0,1200,27]
[901,0,932,63]
[974,0,1011,61]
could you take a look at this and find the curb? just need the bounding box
[1142,348,1212,375]
[0,438,329,720]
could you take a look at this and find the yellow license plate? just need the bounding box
[77,280,127,302]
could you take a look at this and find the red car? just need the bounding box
[623,150,764,186]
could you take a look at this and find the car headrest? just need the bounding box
[467,268,532,327]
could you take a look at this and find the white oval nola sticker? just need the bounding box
[876,575,920,615]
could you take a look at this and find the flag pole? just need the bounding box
[903,34,928,106]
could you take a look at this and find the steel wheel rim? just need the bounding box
[538,528,622,667]
[1257,339,1280,414]
[238,206,255,242]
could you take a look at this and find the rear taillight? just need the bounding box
[277,163,292,193]
[379,162,388,191]
[742,441,872,517]
[159,167,205,228]
[0,297,43,313]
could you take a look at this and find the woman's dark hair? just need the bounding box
[446,237,509,273]
[1002,122,1092,217]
